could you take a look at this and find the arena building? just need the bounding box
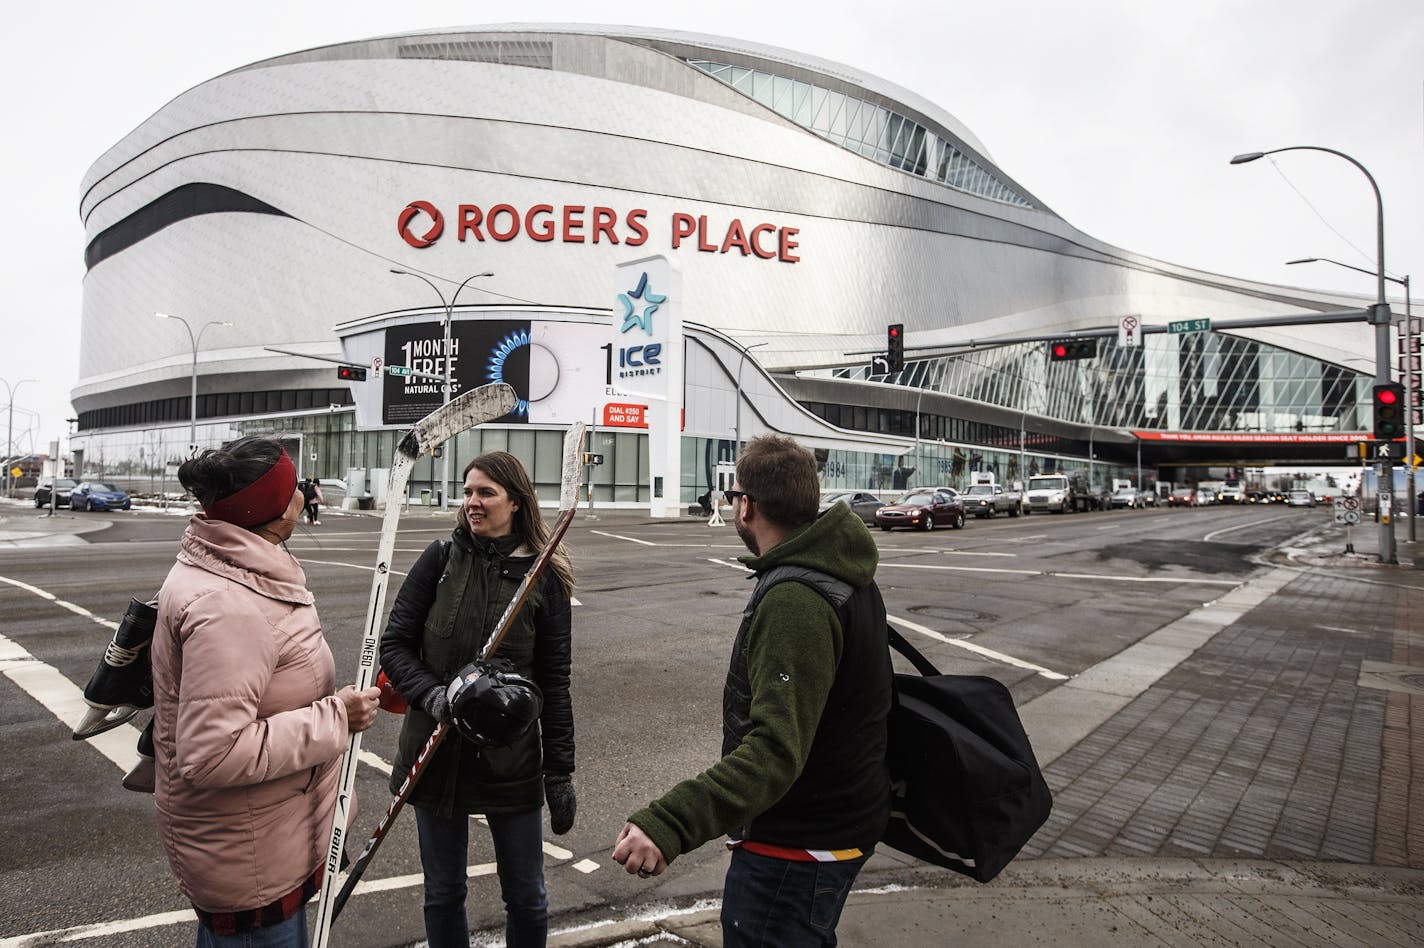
[74,24,1390,510]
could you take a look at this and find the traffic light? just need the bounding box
[337,365,367,381]
[1049,339,1098,361]
[1373,382,1405,439]
[887,323,904,372]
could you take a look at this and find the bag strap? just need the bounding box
[887,624,942,678]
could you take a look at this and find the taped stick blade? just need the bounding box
[401,383,516,459]
[560,421,586,511]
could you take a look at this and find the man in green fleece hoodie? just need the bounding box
[612,434,892,947]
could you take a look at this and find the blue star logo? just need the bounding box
[618,272,665,335]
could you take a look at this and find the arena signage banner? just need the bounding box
[614,256,684,517]
[397,200,800,262]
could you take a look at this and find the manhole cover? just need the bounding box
[910,605,997,624]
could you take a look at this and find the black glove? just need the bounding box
[545,773,576,835]
[421,684,451,723]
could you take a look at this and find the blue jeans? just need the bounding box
[194,910,305,947]
[720,848,867,948]
[414,805,548,948]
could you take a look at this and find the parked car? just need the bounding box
[1109,488,1143,509]
[70,481,132,511]
[1167,487,1196,507]
[1286,490,1316,508]
[818,490,885,526]
[874,488,965,531]
[33,477,77,508]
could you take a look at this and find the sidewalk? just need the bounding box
[543,521,1423,947]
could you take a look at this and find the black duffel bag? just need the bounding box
[882,626,1052,882]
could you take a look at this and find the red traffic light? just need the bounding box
[1377,387,1399,405]
[1049,339,1097,361]
[337,365,368,382]
[889,326,901,339]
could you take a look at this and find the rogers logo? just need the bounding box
[397,201,444,248]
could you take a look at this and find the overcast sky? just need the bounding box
[3,0,1420,454]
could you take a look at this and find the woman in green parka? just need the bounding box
[380,451,575,948]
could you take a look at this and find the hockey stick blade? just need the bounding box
[328,420,585,923]
[310,383,516,948]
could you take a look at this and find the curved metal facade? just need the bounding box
[74,24,1381,498]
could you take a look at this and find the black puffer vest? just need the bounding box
[722,565,892,851]
[392,533,544,816]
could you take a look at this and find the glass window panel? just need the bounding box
[807,86,829,131]
[751,71,774,105]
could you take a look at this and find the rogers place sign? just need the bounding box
[397,200,800,262]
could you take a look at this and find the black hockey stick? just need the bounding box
[309,383,516,948]
[325,420,585,925]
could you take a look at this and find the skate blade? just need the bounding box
[122,755,155,793]
[72,703,141,740]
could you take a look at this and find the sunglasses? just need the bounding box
[723,489,754,504]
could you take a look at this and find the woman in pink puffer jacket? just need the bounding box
[151,438,380,947]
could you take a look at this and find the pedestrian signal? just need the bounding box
[337,365,368,381]
[1373,382,1405,439]
[887,324,905,372]
[1049,339,1098,361]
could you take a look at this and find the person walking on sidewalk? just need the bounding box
[150,437,381,947]
[299,477,322,525]
[380,451,577,948]
[612,434,892,947]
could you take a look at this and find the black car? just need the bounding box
[34,477,77,508]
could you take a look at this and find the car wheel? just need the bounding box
[879,525,891,531]
[951,511,965,529]
[1009,504,1020,518]
[922,516,935,531]
[34,496,43,508]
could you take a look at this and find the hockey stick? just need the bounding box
[309,383,516,948]
[327,420,586,924]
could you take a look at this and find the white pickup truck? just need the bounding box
[964,482,1023,518]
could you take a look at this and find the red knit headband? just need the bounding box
[203,451,297,528]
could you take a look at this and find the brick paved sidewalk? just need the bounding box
[1024,564,1422,870]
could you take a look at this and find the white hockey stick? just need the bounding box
[310,383,515,948]
[326,420,585,923]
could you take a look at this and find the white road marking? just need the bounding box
[589,529,657,546]
[888,614,1069,680]
[1051,571,1240,586]
[1202,515,1293,542]
[0,575,118,630]
[707,557,753,572]
[879,561,1240,586]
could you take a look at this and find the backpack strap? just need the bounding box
[887,625,942,678]
[748,564,853,614]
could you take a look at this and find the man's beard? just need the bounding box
[734,517,759,556]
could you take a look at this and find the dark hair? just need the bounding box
[178,437,284,507]
[459,451,574,595]
[736,435,820,528]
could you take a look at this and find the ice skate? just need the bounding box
[73,597,157,740]
[122,718,155,793]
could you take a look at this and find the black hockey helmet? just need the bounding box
[444,660,544,748]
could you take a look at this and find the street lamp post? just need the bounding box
[1232,146,1394,563]
[1288,257,1414,540]
[1,377,35,499]
[155,313,233,456]
[733,342,769,459]
[389,269,493,512]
